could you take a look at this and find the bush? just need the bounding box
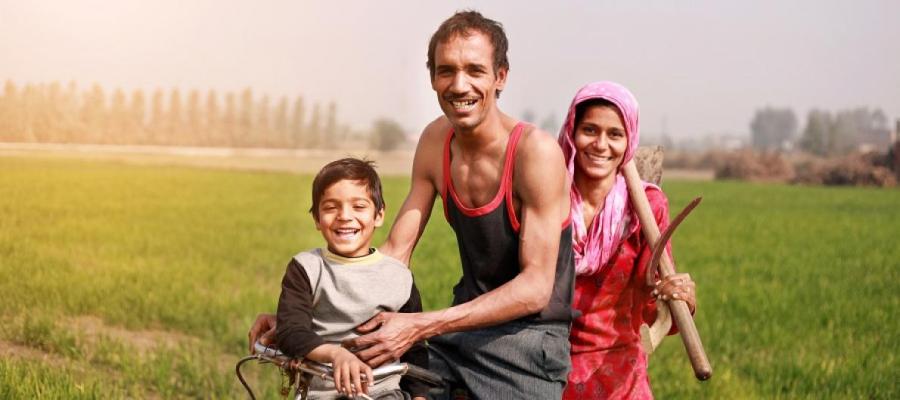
[713,150,794,182]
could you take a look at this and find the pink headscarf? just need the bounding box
[558,81,644,276]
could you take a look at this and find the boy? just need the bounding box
[276,158,427,400]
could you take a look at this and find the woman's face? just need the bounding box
[573,104,628,181]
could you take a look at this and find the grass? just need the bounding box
[0,155,897,398]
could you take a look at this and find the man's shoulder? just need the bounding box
[420,116,452,143]
[515,125,565,171]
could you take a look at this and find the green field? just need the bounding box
[0,156,897,399]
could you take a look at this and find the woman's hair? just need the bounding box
[573,98,619,128]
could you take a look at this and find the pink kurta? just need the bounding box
[563,186,674,400]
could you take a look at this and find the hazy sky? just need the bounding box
[2,0,898,140]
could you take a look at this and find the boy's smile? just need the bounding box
[314,179,384,258]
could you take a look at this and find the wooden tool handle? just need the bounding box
[623,160,712,380]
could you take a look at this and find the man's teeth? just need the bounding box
[452,99,477,111]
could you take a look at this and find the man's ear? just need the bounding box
[494,67,508,92]
[374,208,385,228]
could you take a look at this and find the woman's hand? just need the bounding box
[652,273,696,313]
[329,347,374,397]
[248,313,276,353]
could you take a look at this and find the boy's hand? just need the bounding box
[330,347,374,397]
[248,313,276,353]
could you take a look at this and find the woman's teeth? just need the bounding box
[585,153,613,162]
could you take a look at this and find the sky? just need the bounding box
[1,0,898,141]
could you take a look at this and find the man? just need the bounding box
[251,11,574,398]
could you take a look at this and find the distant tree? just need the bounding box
[204,90,219,146]
[798,109,833,156]
[273,96,289,147]
[831,108,890,153]
[129,89,146,144]
[223,92,236,146]
[289,96,305,148]
[37,82,64,142]
[256,95,271,147]
[0,81,22,141]
[109,88,129,143]
[168,88,183,145]
[186,90,201,145]
[369,118,406,151]
[540,113,560,136]
[62,81,82,142]
[750,107,797,151]
[238,88,254,147]
[20,84,39,142]
[322,102,338,149]
[149,89,166,144]
[306,103,321,148]
[81,83,107,144]
[521,109,536,124]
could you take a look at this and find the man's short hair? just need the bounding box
[310,158,385,220]
[427,10,509,96]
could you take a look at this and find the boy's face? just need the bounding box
[314,179,384,258]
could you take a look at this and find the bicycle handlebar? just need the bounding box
[238,341,444,399]
[252,341,442,386]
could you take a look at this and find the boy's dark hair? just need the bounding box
[310,158,385,220]
[426,10,509,98]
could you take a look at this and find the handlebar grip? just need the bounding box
[403,364,444,388]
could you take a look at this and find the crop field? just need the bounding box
[0,155,897,399]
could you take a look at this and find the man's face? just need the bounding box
[431,31,507,131]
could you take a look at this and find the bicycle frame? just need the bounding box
[236,342,442,400]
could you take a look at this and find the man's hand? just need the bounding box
[343,312,426,367]
[248,313,276,353]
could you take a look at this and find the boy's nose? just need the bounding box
[337,206,353,220]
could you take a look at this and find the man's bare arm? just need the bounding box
[378,119,445,264]
[349,128,570,366]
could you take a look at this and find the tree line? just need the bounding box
[0,80,355,149]
[750,106,893,156]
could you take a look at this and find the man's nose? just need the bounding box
[450,72,468,94]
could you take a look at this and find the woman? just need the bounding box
[558,81,696,399]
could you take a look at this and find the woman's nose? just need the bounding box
[592,133,609,150]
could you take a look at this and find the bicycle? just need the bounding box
[236,341,444,400]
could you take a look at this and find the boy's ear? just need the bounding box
[312,212,322,231]
[374,208,385,228]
